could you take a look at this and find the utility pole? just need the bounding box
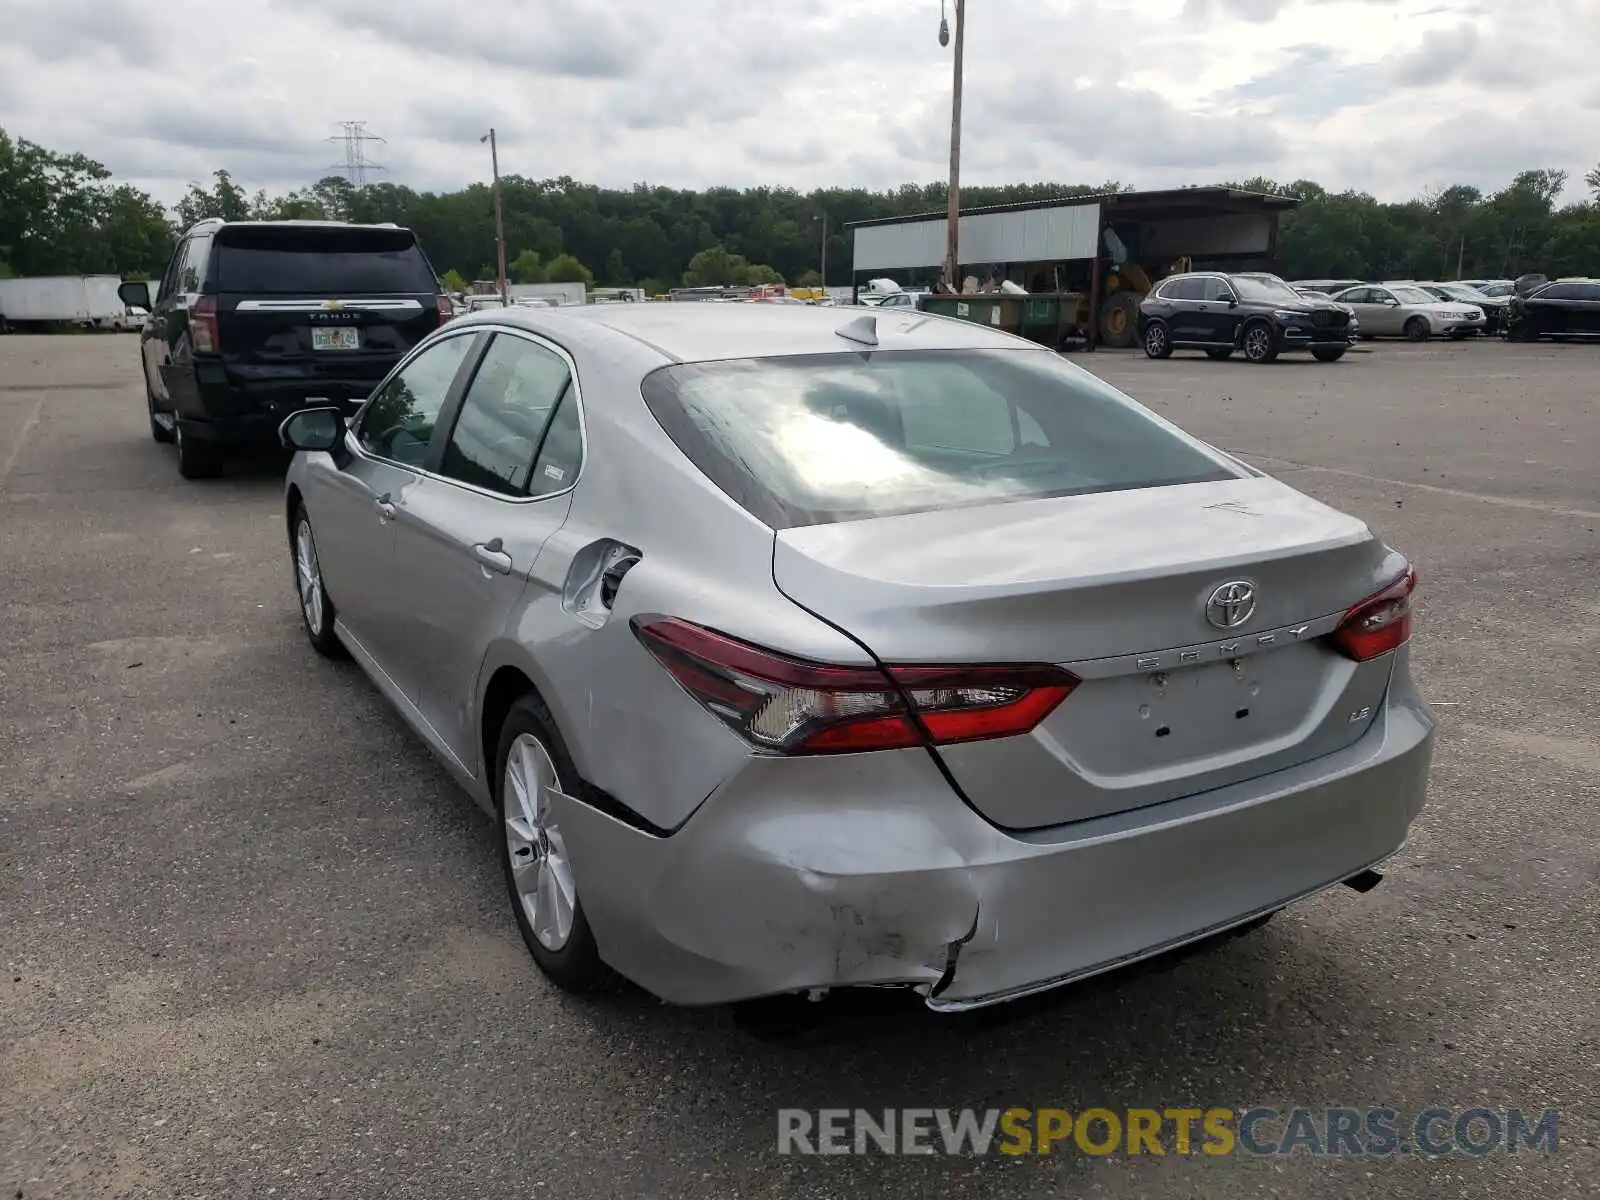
[819,209,832,289]
[1456,231,1465,279]
[941,0,966,292]
[481,128,510,306]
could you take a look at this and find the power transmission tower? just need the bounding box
[326,122,386,185]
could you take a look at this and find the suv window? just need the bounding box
[178,233,213,293]
[357,334,476,466]
[211,225,436,295]
[156,239,187,302]
[640,349,1238,529]
[1535,283,1593,301]
[1159,278,1201,301]
[438,334,573,497]
[1202,278,1236,302]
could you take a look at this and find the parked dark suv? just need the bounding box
[120,219,448,477]
[1138,271,1355,364]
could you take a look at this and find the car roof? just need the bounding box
[454,302,1039,365]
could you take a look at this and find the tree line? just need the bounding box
[4,124,1599,291]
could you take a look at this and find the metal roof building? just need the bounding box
[848,187,1300,277]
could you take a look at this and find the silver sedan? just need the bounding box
[1332,283,1485,340]
[280,304,1435,1013]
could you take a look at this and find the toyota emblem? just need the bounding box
[1205,580,1257,630]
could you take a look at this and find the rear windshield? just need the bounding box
[640,350,1239,528]
[211,226,436,294]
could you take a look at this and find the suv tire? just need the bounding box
[1242,321,1279,364]
[174,423,219,479]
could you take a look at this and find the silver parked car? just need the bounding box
[279,304,1435,1012]
[1332,283,1484,340]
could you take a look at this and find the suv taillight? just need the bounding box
[632,617,1077,754]
[1330,566,1416,661]
[188,295,219,354]
[437,296,453,326]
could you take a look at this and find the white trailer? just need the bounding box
[508,282,587,307]
[0,275,128,330]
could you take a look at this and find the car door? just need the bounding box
[305,330,481,673]
[388,330,585,769]
[142,238,190,408]
[1199,276,1242,344]
[1343,287,1388,335]
[1561,284,1600,336]
[1152,277,1203,343]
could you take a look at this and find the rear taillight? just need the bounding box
[1329,566,1416,661]
[188,295,219,353]
[632,617,1077,755]
[436,296,453,326]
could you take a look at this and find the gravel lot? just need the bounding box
[2,333,1596,1199]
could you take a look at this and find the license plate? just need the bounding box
[312,327,360,351]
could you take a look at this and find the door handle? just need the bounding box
[374,493,397,521]
[473,538,513,575]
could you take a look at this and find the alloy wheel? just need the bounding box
[295,519,325,635]
[1245,327,1271,361]
[504,733,576,951]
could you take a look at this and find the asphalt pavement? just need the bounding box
[2,333,1596,1198]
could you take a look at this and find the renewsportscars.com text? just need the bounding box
[776,1106,1560,1157]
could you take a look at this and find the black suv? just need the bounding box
[120,220,448,477]
[1138,271,1355,364]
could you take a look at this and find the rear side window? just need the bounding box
[438,334,573,497]
[212,226,436,294]
[1159,278,1201,301]
[641,350,1239,529]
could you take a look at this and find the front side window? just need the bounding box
[437,334,574,497]
[156,240,187,302]
[1159,278,1201,301]
[357,334,476,466]
[641,349,1240,529]
[1203,278,1236,302]
[1390,286,1436,305]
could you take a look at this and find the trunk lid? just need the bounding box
[773,475,1405,829]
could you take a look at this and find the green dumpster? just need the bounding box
[921,292,1086,346]
[919,294,1025,333]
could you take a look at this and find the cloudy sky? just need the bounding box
[2,0,1596,206]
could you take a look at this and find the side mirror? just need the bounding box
[1226,294,1238,307]
[118,281,151,311]
[1385,297,1400,306]
[279,407,344,453]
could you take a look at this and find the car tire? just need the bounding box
[1205,348,1234,360]
[1142,320,1173,359]
[495,694,616,996]
[174,423,219,479]
[146,378,176,444]
[1241,321,1278,364]
[290,504,347,659]
[1311,347,1346,363]
[1447,330,1469,341]
[1404,317,1430,342]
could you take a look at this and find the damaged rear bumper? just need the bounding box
[549,684,1434,1010]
